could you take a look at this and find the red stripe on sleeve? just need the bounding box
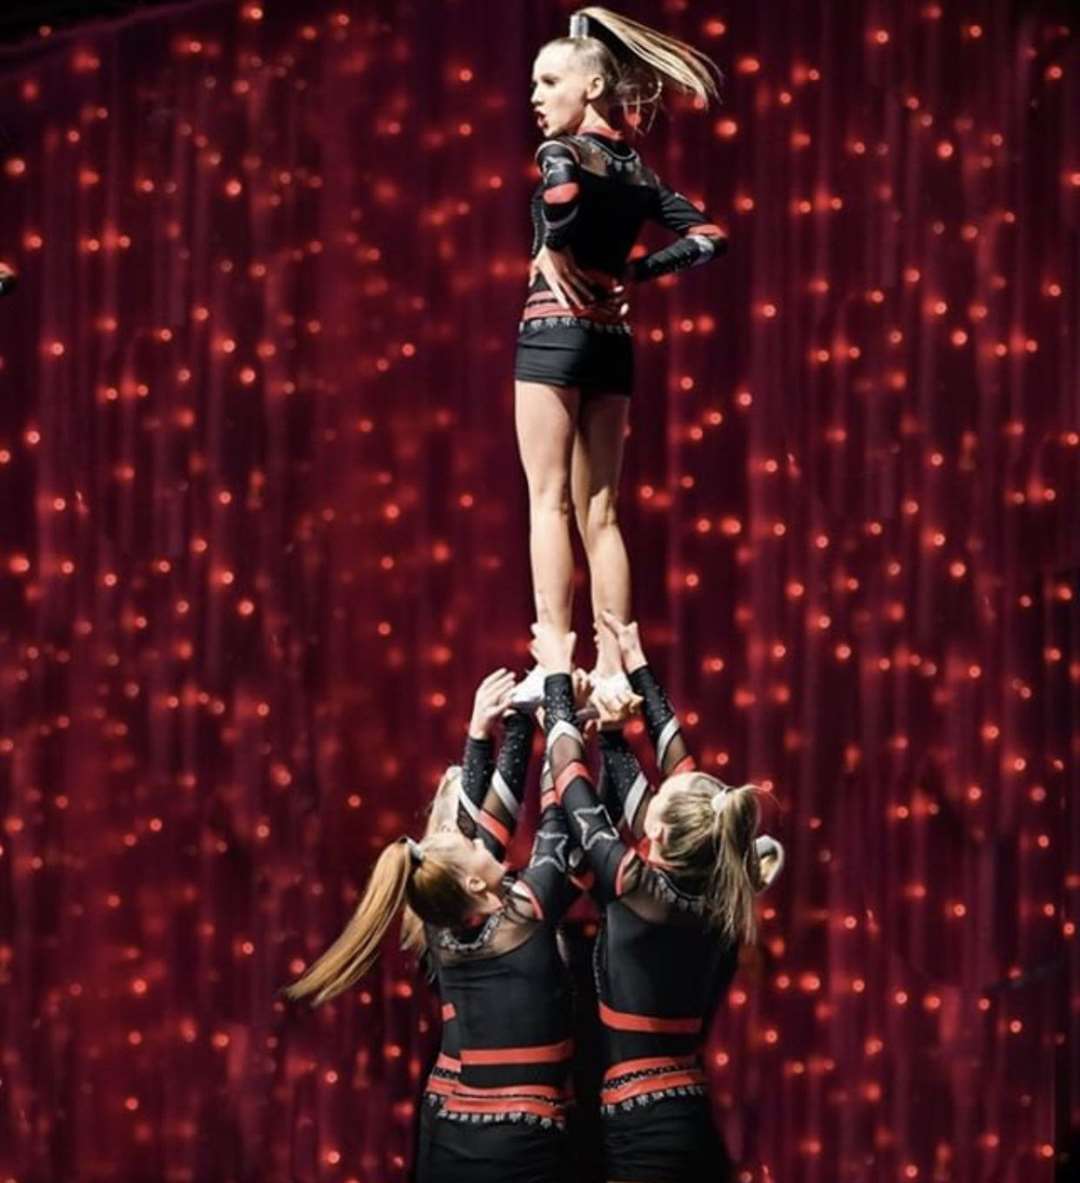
[614,848,638,896]
[686,223,723,237]
[553,760,591,804]
[441,1002,456,1022]
[543,181,580,204]
[671,755,697,774]
[479,810,510,848]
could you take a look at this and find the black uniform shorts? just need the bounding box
[603,1096,733,1183]
[515,320,633,397]
[415,1111,567,1183]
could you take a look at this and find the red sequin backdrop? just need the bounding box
[0,0,1077,1180]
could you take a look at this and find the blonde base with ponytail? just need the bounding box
[654,774,763,945]
[282,837,472,1007]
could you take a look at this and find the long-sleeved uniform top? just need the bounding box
[542,669,740,1115]
[522,127,727,332]
[422,710,580,1128]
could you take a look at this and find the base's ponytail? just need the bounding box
[283,834,472,1007]
[283,840,413,1007]
[655,773,762,944]
[707,785,761,944]
[401,765,466,959]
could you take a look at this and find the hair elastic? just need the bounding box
[569,13,589,38]
[709,782,734,816]
[404,837,425,867]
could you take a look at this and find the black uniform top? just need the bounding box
[523,127,727,330]
[422,712,580,1127]
[543,668,740,1114]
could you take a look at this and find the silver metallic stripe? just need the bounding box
[546,719,583,751]
[491,769,520,819]
[456,786,479,821]
[656,716,680,770]
[686,234,717,264]
[623,772,650,830]
[544,207,579,230]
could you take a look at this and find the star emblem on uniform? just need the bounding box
[573,804,618,850]
[531,830,568,871]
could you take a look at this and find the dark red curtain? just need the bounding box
[0,1,1077,1180]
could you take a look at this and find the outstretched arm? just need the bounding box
[460,714,535,859]
[531,625,649,905]
[457,669,536,859]
[628,665,694,778]
[597,728,655,842]
[627,181,727,285]
[601,612,695,779]
[508,767,580,924]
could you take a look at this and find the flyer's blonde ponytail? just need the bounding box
[553,7,722,131]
